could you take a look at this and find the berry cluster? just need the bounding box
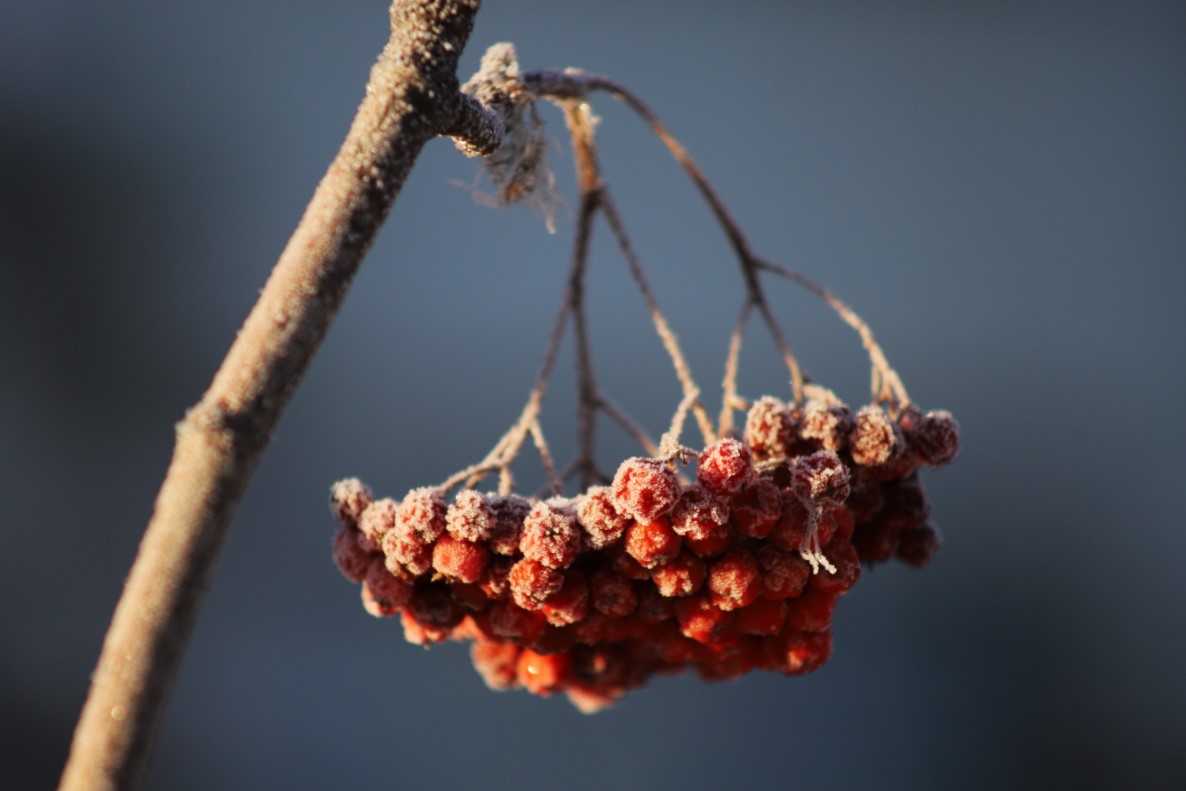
[330,396,957,712]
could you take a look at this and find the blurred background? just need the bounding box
[3,1,1184,788]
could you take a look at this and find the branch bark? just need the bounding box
[58,3,492,789]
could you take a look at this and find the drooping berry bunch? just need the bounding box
[330,396,958,712]
[329,47,962,712]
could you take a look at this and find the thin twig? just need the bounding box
[59,4,491,790]
[718,299,753,437]
[597,395,661,458]
[520,70,807,404]
[755,256,910,407]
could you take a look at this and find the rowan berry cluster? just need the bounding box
[330,397,958,712]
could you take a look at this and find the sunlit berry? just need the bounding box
[697,438,754,496]
[521,499,581,569]
[611,457,680,522]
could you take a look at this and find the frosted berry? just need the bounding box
[432,534,489,583]
[330,478,373,529]
[357,497,398,545]
[397,487,447,544]
[624,517,682,569]
[697,438,755,496]
[849,405,899,467]
[541,571,590,626]
[650,551,707,598]
[913,409,960,467]
[488,493,531,556]
[756,545,811,600]
[708,549,761,611]
[744,396,795,460]
[799,397,852,452]
[446,490,496,542]
[381,529,433,578]
[478,555,514,600]
[790,450,851,506]
[611,457,680,522]
[669,485,729,540]
[521,499,582,569]
[576,486,630,549]
[730,478,782,538]
[362,557,413,616]
[509,558,564,610]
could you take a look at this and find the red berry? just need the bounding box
[730,478,782,538]
[541,571,590,626]
[517,649,571,696]
[784,587,837,633]
[799,397,852,452]
[669,485,729,540]
[590,568,638,617]
[446,490,496,542]
[521,499,582,569]
[682,521,735,558]
[756,544,811,600]
[611,457,680,522]
[471,641,522,690]
[432,534,489,583]
[912,409,961,467]
[635,585,676,623]
[708,549,761,611]
[397,487,447,544]
[810,539,861,595]
[849,405,899,467]
[363,557,412,614]
[675,594,736,644]
[488,600,546,643]
[478,555,514,600]
[487,493,531,556]
[408,582,464,631]
[330,478,373,529]
[896,522,942,567]
[769,492,810,552]
[771,629,833,675]
[790,450,851,506]
[381,529,432,578]
[357,497,398,545]
[624,517,682,569]
[744,396,796,460]
[650,551,707,597]
[332,527,373,583]
[735,598,787,636]
[509,558,564,610]
[576,486,630,549]
[697,438,755,496]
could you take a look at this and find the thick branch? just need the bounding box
[58,3,486,790]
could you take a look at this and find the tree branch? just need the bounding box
[58,3,489,789]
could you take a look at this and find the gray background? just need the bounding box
[3,1,1184,789]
